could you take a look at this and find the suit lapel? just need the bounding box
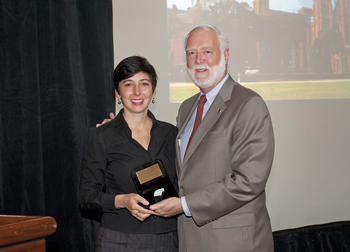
[177,94,200,137]
[183,77,236,164]
[175,94,200,172]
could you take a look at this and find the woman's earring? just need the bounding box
[117,98,121,105]
[152,97,155,104]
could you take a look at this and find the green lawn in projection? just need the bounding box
[170,79,350,102]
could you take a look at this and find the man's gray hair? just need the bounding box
[184,24,230,52]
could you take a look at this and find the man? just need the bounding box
[150,24,275,252]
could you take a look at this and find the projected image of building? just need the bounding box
[168,0,350,82]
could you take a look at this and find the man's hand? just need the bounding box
[115,193,156,222]
[149,197,183,218]
[96,112,115,127]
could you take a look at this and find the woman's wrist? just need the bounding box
[114,194,125,209]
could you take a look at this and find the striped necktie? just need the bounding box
[185,94,207,154]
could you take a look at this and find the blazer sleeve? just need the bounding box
[186,95,275,226]
[79,127,117,212]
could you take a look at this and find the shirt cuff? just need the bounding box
[102,193,117,211]
[181,196,192,217]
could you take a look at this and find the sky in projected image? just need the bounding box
[167,0,317,13]
[167,0,350,101]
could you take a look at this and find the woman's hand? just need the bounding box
[114,193,156,221]
[149,197,183,217]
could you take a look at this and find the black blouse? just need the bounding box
[79,109,178,234]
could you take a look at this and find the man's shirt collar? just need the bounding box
[200,73,229,105]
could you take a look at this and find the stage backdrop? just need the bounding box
[0,0,114,251]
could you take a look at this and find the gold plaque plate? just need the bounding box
[135,163,163,184]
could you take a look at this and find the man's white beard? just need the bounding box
[187,53,226,90]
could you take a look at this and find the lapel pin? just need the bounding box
[218,108,222,113]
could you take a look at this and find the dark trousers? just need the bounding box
[96,226,178,252]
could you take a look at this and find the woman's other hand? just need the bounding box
[114,193,155,221]
[149,197,183,217]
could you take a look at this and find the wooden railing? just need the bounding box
[0,215,57,252]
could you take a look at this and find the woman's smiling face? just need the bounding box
[116,71,154,115]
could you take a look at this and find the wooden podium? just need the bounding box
[0,215,57,252]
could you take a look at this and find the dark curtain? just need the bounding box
[273,221,350,252]
[0,0,114,251]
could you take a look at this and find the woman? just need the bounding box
[80,56,178,251]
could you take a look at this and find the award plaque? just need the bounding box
[131,159,178,205]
